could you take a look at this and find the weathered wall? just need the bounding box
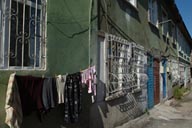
[0,0,191,128]
[91,0,178,127]
[46,0,91,74]
[98,0,177,57]
[0,0,95,127]
[89,1,153,127]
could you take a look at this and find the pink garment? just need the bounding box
[81,66,96,96]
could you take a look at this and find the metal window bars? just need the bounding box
[132,43,148,91]
[0,0,46,70]
[168,59,180,85]
[105,34,148,101]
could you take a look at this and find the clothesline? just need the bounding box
[5,65,97,128]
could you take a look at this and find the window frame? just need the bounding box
[171,22,176,43]
[170,22,178,50]
[148,0,159,27]
[125,0,137,8]
[161,6,169,37]
[100,34,147,101]
[0,0,47,70]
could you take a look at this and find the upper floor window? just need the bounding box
[0,0,46,70]
[161,7,169,37]
[170,22,177,49]
[148,0,158,27]
[171,23,176,43]
[125,0,137,8]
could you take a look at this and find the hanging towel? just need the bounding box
[42,77,58,110]
[16,75,45,115]
[81,66,97,96]
[5,73,23,128]
[90,66,97,96]
[56,75,66,104]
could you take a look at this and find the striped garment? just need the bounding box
[5,73,23,128]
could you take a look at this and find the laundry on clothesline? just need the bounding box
[81,66,97,96]
[4,65,97,128]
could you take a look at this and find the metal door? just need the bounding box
[147,55,154,109]
[154,59,160,104]
[162,59,167,98]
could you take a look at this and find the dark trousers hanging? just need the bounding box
[64,72,82,123]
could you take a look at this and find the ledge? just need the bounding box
[124,0,139,12]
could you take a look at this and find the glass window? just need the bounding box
[0,0,46,70]
[171,23,176,43]
[148,0,158,27]
[161,8,169,36]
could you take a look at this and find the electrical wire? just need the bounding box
[88,0,93,67]
[103,0,109,33]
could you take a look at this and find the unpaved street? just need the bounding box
[144,92,192,128]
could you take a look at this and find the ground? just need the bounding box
[144,91,192,128]
[116,89,192,128]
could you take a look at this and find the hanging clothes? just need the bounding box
[64,72,82,123]
[56,75,67,104]
[81,66,96,96]
[16,75,45,115]
[5,73,23,128]
[42,77,58,111]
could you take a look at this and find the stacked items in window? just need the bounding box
[105,34,132,101]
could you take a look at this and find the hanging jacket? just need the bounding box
[5,73,23,128]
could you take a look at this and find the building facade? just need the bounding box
[0,0,191,128]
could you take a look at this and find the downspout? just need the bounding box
[88,0,93,67]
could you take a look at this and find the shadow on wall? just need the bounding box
[137,0,148,11]
[89,102,107,128]
[116,0,141,23]
[89,93,143,128]
[148,23,160,38]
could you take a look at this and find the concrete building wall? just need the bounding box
[0,0,95,127]
[0,0,191,128]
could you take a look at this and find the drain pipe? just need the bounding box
[88,0,93,67]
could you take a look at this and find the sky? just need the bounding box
[175,0,192,38]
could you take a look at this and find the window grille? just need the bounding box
[104,34,146,101]
[169,59,179,85]
[132,44,148,91]
[0,0,46,70]
[179,63,185,85]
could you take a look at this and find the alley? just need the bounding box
[144,91,192,128]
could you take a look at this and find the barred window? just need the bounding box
[0,0,46,70]
[148,0,158,27]
[161,7,169,37]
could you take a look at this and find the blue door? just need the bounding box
[147,56,154,109]
[162,59,167,98]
